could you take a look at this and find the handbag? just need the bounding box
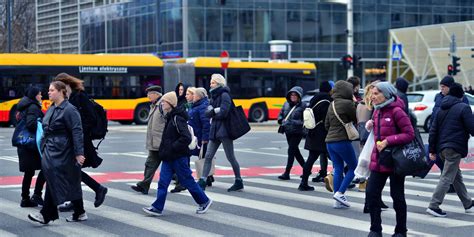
[11,115,37,149]
[225,100,251,140]
[332,102,359,140]
[194,147,215,179]
[278,105,297,134]
[391,126,428,177]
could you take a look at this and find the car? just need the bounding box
[408,90,474,133]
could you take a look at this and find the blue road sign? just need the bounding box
[392,44,403,61]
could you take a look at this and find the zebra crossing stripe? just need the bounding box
[0,229,17,237]
[0,198,117,236]
[0,156,18,163]
[85,187,324,237]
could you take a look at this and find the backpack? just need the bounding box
[173,116,198,150]
[303,99,330,129]
[89,99,108,141]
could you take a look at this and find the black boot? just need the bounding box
[20,197,37,208]
[170,183,187,193]
[206,175,214,187]
[311,172,326,183]
[298,182,315,191]
[278,173,290,180]
[227,179,244,192]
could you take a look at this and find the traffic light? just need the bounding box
[452,56,460,75]
[447,64,454,76]
[353,55,362,68]
[341,54,353,70]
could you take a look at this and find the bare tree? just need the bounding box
[0,0,36,53]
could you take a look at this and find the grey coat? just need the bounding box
[41,100,84,205]
[146,98,166,151]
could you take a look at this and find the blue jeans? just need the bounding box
[152,157,209,211]
[327,141,357,194]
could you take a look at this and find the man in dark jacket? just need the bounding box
[427,83,474,217]
[395,77,409,114]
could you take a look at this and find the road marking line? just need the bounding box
[0,229,17,237]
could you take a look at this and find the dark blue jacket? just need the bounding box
[188,97,211,156]
[208,86,232,140]
[304,92,332,152]
[429,95,474,157]
[278,86,305,135]
[431,92,469,127]
[158,106,192,161]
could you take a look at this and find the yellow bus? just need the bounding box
[0,54,163,126]
[169,57,316,122]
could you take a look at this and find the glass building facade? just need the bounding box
[80,0,474,81]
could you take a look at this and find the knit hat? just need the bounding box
[395,77,409,93]
[194,87,208,99]
[319,81,332,93]
[328,80,335,89]
[440,76,454,87]
[146,85,162,95]
[161,92,177,108]
[211,73,226,87]
[448,82,464,98]
[26,86,41,100]
[374,81,397,99]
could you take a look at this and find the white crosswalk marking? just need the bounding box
[0,156,18,163]
[0,229,17,237]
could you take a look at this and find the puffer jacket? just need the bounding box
[208,86,232,140]
[188,97,211,156]
[431,92,469,127]
[277,86,305,135]
[304,92,332,152]
[325,81,357,142]
[146,98,166,151]
[429,95,474,158]
[369,97,414,173]
[158,106,192,161]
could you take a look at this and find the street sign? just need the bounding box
[220,50,230,69]
[392,44,403,61]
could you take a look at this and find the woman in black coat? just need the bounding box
[14,86,46,207]
[299,82,332,191]
[28,81,86,224]
[277,86,306,180]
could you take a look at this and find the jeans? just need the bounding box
[152,157,209,211]
[367,170,407,234]
[202,138,241,179]
[429,148,472,209]
[137,150,162,191]
[21,170,45,199]
[301,151,328,184]
[327,141,357,193]
[284,133,305,175]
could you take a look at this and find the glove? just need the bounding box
[205,105,215,118]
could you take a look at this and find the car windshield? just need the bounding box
[408,94,423,103]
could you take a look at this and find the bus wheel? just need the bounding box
[249,104,267,123]
[134,104,150,125]
[9,106,18,127]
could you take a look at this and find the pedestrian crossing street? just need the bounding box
[1,171,473,237]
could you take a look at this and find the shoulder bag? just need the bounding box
[332,102,359,140]
[225,100,251,140]
[278,105,296,134]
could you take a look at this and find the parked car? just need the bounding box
[408,90,474,133]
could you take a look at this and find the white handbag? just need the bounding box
[194,147,215,179]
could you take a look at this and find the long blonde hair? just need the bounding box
[364,84,375,110]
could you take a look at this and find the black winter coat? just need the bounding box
[41,100,84,205]
[429,95,474,158]
[278,86,305,135]
[304,92,332,152]
[69,90,101,168]
[158,107,192,161]
[16,96,44,172]
[208,86,232,140]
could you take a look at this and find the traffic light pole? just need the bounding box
[347,0,353,78]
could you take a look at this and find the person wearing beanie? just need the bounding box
[131,85,166,195]
[143,90,213,216]
[14,85,46,208]
[198,74,244,192]
[395,77,409,114]
[364,81,415,236]
[427,82,474,217]
[299,81,333,190]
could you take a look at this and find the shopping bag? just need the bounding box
[11,118,36,149]
[392,127,429,177]
[225,103,250,140]
[194,148,215,179]
[36,119,43,158]
[465,137,474,163]
[355,131,374,178]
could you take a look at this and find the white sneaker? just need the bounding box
[28,212,48,224]
[333,200,349,209]
[196,199,213,214]
[333,192,350,207]
[66,212,88,222]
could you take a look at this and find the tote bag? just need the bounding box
[226,101,251,140]
[392,127,429,177]
[11,117,36,149]
[194,148,215,179]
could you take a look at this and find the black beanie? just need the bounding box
[448,82,464,98]
[319,81,332,93]
[26,86,41,100]
[440,76,454,87]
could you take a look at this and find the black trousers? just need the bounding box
[21,170,45,199]
[284,133,305,174]
[41,186,84,222]
[301,151,328,184]
[82,171,101,192]
[367,171,407,234]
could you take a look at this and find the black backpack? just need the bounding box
[89,99,108,141]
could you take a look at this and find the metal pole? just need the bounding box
[7,0,12,53]
[347,0,353,78]
[182,0,189,58]
[224,69,227,80]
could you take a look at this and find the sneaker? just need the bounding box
[426,207,447,217]
[94,186,108,208]
[197,179,206,191]
[20,198,38,208]
[333,200,349,209]
[131,185,148,195]
[170,184,187,193]
[227,179,244,192]
[324,174,334,192]
[196,199,213,214]
[333,192,350,207]
[31,194,44,207]
[142,206,163,216]
[311,173,326,183]
[367,231,382,237]
[28,212,49,225]
[66,212,88,222]
[465,200,473,213]
[298,183,315,191]
[278,173,290,180]
[58,201,74,212]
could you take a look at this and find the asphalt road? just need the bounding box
[1,123,473,237]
